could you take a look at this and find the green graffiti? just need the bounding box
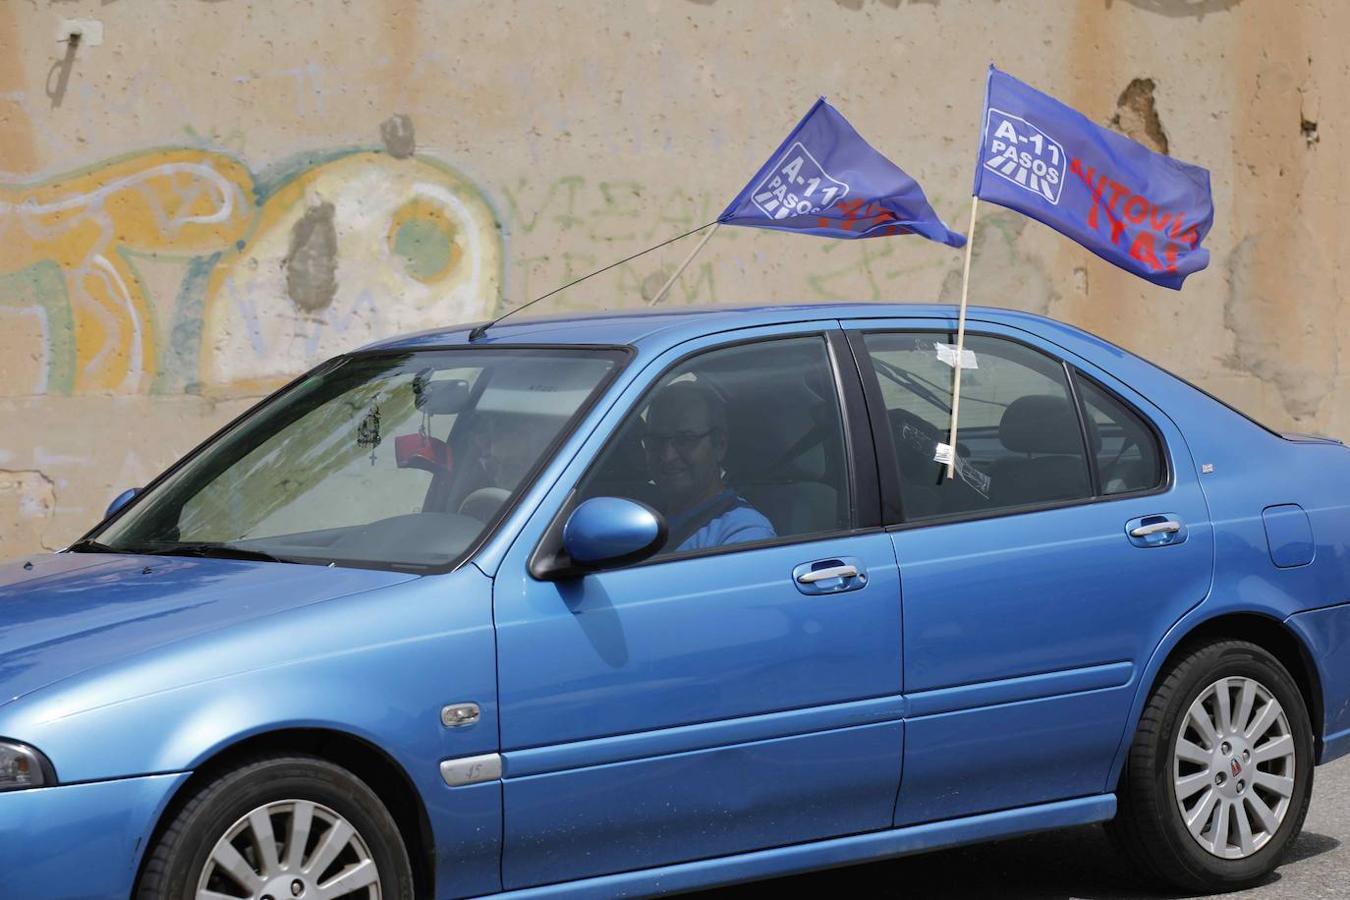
[393,218,455,282]
[0,261,75,395]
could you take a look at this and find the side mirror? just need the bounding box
[105,487,140,519]
[559,497,666,573]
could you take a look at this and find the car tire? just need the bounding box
[1110,639,1315,892]
[136,753,415,900]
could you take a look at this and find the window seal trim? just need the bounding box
[826,330,881,529]
[1064,361,1103,497]
[882,486,1174,533]
[616,525,891,568]
[843,329,908,525]
[534,521,893,580]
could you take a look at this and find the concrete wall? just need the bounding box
[1,0,1345,557]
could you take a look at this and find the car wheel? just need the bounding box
[1111,639,1315,892]
[137,754,415,900]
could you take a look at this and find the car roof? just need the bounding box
[360,302,1103,355]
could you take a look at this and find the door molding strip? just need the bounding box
[503,694,907,778]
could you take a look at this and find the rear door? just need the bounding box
[844,317,1214,825]
[492,325,904,889]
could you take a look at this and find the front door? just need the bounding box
[493,328,905,889]
[845,320,1214,825]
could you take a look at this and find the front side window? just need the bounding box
[577,336,851,558]
[861,331,1091,520]
[93,348,622,569]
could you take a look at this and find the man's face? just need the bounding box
[644,390,726,507]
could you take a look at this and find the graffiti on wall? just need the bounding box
[201,151,501,392]
[0,150,253,393]
[497,174,724,307]
[0,134,502,397]
[1,136,967,401]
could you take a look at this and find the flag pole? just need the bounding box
[648,222,722,306]
[945,195,980,480]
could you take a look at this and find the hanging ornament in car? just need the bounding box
[357,405,382,465]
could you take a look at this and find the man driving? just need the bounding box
[641,380,775,552]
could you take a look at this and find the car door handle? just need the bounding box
[1125,514,1188,548]
[792,557,867,595]
[797,564,859,584]
[1130,521,1180,538]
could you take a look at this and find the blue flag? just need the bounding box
[973,66,1213,290]
[721,98,965,247]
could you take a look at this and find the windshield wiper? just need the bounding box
[65,538,121,554]
[123,542,297,564]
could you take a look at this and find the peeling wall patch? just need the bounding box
[381,114,416,159]
[1110,78,1170,156]
[285,202,340,313]
[1300,117,1319,147]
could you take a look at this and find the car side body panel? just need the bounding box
[1287,602,1350,762]
[1,773,188,900]
[491,322,908,888]
[0,567,505,899]
[966,311,1350,773]
[841,315,1216,823]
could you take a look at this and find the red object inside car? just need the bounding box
[395,433,452,473]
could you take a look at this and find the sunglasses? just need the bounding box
[641,428,719,454]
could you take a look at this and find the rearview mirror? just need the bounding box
[560,497,666,573]
[105,487,140,519]
[415,378,472,415]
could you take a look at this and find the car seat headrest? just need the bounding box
[999,394,1084,455]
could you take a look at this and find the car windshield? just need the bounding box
[91,347,624,570]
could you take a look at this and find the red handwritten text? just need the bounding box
[826,198,913,236]
[1069,158,1200,274]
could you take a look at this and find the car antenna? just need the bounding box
[467,219,720,341]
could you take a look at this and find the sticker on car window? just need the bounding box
[935,343,978,369]
[932,440,993,499]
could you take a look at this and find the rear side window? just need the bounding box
[860,332,1092,520]
[1076,375,1164,495]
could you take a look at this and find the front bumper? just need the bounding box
[1,771,188,900]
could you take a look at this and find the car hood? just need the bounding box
[0,552,415,708]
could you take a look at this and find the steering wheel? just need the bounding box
[457,487,510,522]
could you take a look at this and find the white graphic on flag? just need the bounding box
[983,109,1065,205]
[751,142,851,220]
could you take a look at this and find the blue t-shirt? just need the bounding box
[670,490,776,552]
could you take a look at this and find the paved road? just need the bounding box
[698,756,1350,899]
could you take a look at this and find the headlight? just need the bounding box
[0,740,54,792]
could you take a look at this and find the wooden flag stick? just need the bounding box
[945,195,980,480]
[648,222,722,306]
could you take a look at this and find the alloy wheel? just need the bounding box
[195,799,381,900]
[1172,675,1297,859]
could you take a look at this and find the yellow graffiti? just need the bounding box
[0,150,253,393]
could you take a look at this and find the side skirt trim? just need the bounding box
[477,793,1116,898]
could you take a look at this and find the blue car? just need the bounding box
[3,303,1348,900]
